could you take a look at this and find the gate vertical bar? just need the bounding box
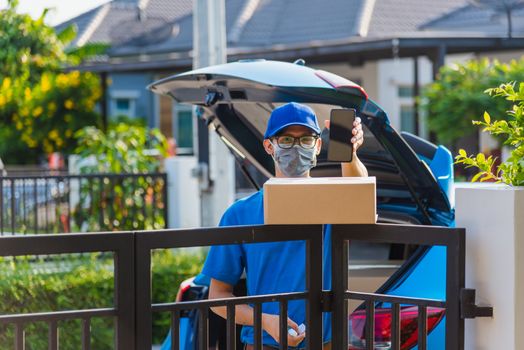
[305,225,323,350]
[33,179,38,233]
[418,306,427,350]
[82,318,91,350]
[135,233,152,349]
[198,308,209,350]
[226,305,236,350]
[66,177,71,233]
[279,300,288,350]
[98,177,104,230]
[114,232,135,349]
[48,320,58,350]
[445,228,465,350]
[162,174,168,228]
[15,323,24,350]
[391,303,401,350]
[44,179,49,232]
[331,225,348,350]
[253,303,262,350]
[365,300,375,350]
[0,177,4,235]
[171,311,180,350]
[22,180,26,233]
[11,179,16,234]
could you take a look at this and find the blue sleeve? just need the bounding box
[200,205,245,286]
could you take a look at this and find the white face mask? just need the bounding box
[271,142,318,177]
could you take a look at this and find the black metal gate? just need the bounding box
[0,223,482,350]
[330,224,464,350]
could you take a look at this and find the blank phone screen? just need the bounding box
[328,109,355,162]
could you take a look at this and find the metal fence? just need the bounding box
[0,232,134,350]
[0,173,168,235]
[0,223,466,350]
[137,225,324,350]
[330,224,465,350]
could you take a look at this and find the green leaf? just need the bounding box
[56,24,77,45]
[483,111,491,124]
[458,149,467,158]
[476,153,486,163]
[66,43,110,62]
[471,172,483,182]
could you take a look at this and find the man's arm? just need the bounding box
[340,116,367,177]
[209,278,256,326]
[208,278,306,346]
[341,155,368,177]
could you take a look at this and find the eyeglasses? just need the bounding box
[272,135,319,149]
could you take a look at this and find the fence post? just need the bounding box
[164,156,201,228]
[446,229,465,350]
[134,231,153,349]
[115,232,136,350]
[306,225,324,349]
[330,225,349,350]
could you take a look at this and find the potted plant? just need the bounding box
[454,82,524,350]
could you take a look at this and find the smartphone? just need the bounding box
[327,108,356,163]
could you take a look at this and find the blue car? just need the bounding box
[149,59,455,350]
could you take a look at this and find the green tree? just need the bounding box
[0,0,106,163]
[423,58,524,148]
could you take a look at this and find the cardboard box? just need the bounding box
[263,177,376,224]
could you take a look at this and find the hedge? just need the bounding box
[0,249,205,349]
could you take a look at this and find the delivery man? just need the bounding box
[201,102,367,349]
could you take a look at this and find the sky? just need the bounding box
[0,0,111,26]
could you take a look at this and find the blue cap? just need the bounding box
[264,102,321,139]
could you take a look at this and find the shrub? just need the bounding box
[72,123,169,231]
[0,249,205,348]
[455,82,524,186]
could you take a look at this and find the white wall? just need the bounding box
[456,184,524,350]
[313,49,523,141]
[164,156,201,228]
[376,57,433,137]
[314,58,433,137]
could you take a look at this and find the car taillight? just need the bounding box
[175,277,195,302]
[348,306,445,350]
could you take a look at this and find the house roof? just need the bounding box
[57,0,524,73]
[59,0,471,53]
[366,0,466,37]
[420,3,524,37]
[56,0,193,49]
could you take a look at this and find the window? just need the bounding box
[398,86,414,98]
[110,90,139,118]
[116,98,130,111]
[113,97,135,117]
[400,105,416,134]
[173,104,194,154]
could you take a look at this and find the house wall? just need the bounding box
[313,50,524,141]
[107,72,156,126]
[313,58,433,138]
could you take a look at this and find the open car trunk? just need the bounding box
[149,59,451,224]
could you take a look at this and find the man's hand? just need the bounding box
[324,116,364,154]
[209,279,307,347]
[262,313,306,347]
[324,116,368,176]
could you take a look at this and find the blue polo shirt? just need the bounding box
[201,189,332,347]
